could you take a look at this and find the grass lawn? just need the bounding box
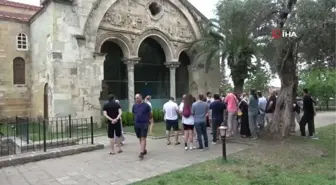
[123,121,183,137]
[133,124,336,185]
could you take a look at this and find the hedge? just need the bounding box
[101,108,165,127]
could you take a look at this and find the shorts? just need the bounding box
[212,119,222,128]
[183,124,194,130]
[166,119,179,131]
[134,124,149,138]
[107,121,122,139]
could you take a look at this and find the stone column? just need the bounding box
[123,57,141,112]
[165,62,180,99]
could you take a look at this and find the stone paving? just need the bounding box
[0,112,335,185]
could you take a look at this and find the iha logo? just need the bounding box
[272,29,297,39]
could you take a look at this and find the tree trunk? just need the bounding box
[266,46,296,138]
[232,75,244,95]
[233,85,244,95]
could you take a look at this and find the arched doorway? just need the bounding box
[100,41,127,108]
[176,51,191,98]
[44,83,48,119]
[135,37,169,108]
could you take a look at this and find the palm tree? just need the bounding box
[190,0,275,94]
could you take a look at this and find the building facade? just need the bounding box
[0,0,220,119]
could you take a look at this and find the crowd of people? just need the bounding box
[102,88,317,159]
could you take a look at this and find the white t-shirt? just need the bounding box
[145,100,152,112]
[206,97,214,104]
[258,97,267,115]
[163,100,179,120]
[179,102,194,125]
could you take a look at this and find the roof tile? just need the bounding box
[0,10,31,22]
[0,0,41,11]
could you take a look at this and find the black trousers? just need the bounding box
[299,114,314,136]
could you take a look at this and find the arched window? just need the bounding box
[13,57,25,84]
[16,33,28,50]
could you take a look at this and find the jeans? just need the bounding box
[266,113,274,126]
[227,111,237,137]
[211,119,222,142]
[299,114,314,136]
[257,114,265,130]
[195,122,208,148]
[248,114,258,137]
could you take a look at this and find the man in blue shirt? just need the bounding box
[132,93,151,159]
[209,94,226,144]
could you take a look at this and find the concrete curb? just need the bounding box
[0,144,104,168]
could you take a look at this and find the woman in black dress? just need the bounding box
[239,93,251,137]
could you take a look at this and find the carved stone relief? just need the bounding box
[99,0,195,42]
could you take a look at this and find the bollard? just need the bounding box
[222,135,227,160]
[43,119,47,152]
[69,114,72,138]
[219,125,228,160]
[90,116,94,144]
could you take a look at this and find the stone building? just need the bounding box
[0,0,220,119]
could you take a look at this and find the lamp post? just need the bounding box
[219,125,228,160]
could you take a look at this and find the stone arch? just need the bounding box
[95,33,132,57]
[135,29,174,62]
[175,45,192,61]
[82,0,202,52]
[176,49,191,97]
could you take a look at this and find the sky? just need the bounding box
[14,0,280,87]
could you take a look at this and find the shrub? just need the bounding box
[152,108,164,122]
[122,112,134,126]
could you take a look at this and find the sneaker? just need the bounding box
[144,150,148,155]
[204,147,209,150]
[212,142,216,145]
[184,146,188,150]
[309,136,319,140]
[189,146,194,150]
[139,152,144,159]
[196,147,204,150]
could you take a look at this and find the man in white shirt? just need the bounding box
[163,97,180,145]
[145,95,154,135]
[257,91,267,130]
[206,92,215,104]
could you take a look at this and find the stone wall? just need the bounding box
[0,138,16,156]
[30,4,55,118]
[33,0,219,118]
[0,20,32,117]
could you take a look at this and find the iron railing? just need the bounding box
[0,116,102,157]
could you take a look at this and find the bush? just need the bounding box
[122,112,134,126]
[152,108,164,122]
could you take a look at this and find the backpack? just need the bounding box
[182,104,191,117]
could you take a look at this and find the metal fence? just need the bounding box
[0,116,101,157]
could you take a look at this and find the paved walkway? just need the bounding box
[0,112,335,185]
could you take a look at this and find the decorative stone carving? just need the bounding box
[100,0,195,42]
[123,57,140,72]
[165,62,179,99]
[122,57,141,111]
